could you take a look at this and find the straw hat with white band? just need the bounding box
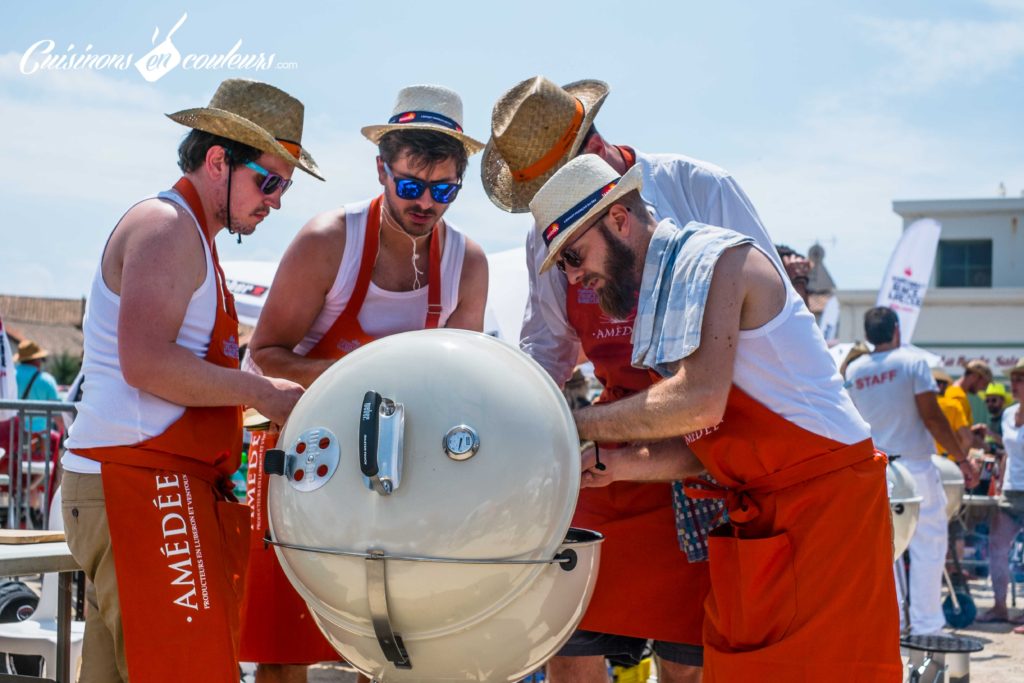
[361,85,484,155]
[530,155,643,274]
[167,78,324,181]
[483,76,610,213]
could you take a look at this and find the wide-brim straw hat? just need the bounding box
[16,339,48,362]
[167,78,324,181]
[483,77,610,213]
[931,367,954,384]
[530,155,643,274]
[361,84,484,155]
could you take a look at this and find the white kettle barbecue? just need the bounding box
[887,458,922,560]
[264,330,603,682]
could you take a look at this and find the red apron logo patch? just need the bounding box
[222,335,239,359]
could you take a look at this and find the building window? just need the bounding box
[937,240,992,287]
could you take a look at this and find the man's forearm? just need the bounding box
[251,347,334,389]
[924,415,967,462]
[573,370,725,443]
[125,342,271,408]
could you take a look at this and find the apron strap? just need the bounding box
[424,220,443,330]
[310,195,384,355]
[172,178,238,322]
[685,439,878,524]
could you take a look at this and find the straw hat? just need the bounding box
[965,359,993,383]
[1011,358,1024,378]
[530,155,643,274]
[167,79,324,180]
[16,339,48,362]
[931,367,953,384]
[483,76,610,213]
[361,85,484,155]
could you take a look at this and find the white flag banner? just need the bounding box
[0,315,17,420]
[876,218,941,345]
[819,294,840,342]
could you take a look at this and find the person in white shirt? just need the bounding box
[979,358,1024,628]
[240,85,489,683]
[481,76,776,683]
[845,307,979,635]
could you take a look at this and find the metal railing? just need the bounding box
[0,399,77,530]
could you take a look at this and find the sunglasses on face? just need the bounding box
[383,163,461,204]
[244,161,292,196]
[555,210,610,273]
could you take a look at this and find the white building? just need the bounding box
[836,197,1024,378]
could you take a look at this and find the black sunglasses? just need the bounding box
[555,210,611,273]
[384,163,461,204]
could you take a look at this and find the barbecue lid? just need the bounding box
[266,329,582,637]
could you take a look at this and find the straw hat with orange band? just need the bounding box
[482,76,609,213]
[167,78,324,181]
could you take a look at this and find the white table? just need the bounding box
[0,541,78,683]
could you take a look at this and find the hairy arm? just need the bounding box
[443,237,488,332]
[116,202,301,424]
[916,391,979,486]
[581,438,705,488]
[249,211,347,388]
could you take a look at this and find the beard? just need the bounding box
[596,224,640,320]
[383,194,440,237]
[216,203,262,235]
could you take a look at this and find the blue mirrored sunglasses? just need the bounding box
[384,163,461,204]
[244,161,292,195]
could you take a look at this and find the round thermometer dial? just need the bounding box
[444,425,480,461]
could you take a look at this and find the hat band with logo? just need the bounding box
[543,178,620,246]
[388,110,463,133]
[510,99,585,184]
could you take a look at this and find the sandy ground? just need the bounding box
[302,577,1024,682]
[947,577,1024,682]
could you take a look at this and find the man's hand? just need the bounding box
[253,377,305,426]
[958,458,981,489]
[580,443,615,488]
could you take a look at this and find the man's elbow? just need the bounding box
[689,387,728,431]
[119,351,155,391]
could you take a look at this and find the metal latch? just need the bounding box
[366,550,412,669]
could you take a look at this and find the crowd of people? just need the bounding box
[836,314,1024,638]
[51,73,1024,683]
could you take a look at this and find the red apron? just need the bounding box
[76,178,249,683]
[565,283,710,645]
[683,386,902,681]
[239,195,443,663]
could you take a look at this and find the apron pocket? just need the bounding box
[707,529,796,651]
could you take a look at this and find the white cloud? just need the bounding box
[858,11,1024,93]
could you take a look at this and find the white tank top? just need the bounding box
[733,249,871,445]
[292,198,465,355]
[64,190,217,473]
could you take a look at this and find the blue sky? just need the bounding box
[3,0,1023,297]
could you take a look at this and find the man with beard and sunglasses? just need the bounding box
[530,155,901,681]
[61,79,315,683]
[239,85,488,683]
[481,76,779,682]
